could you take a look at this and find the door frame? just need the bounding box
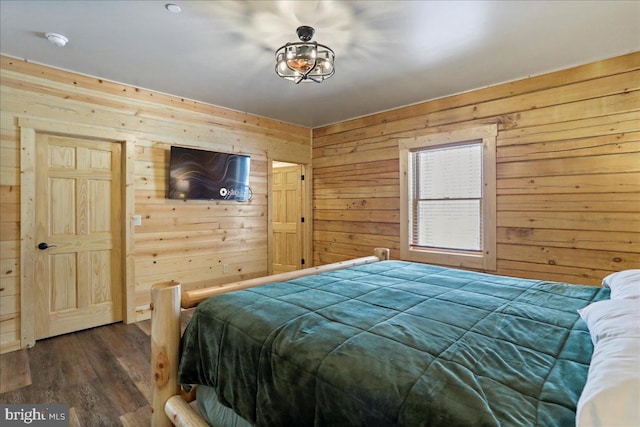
[267,158,312,275]
[19,117,136,348]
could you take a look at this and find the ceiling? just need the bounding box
[1,1,638,128]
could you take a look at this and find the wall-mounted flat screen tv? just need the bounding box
[168,146,251,201]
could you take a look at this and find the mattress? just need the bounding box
[178,260,609,426]
[196,385,251,427]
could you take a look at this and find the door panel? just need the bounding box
[50,253,77,312]
[35,134,122,340]
[50,178,76,234]
[272,164,303,274]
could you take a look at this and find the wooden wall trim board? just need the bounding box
[1,52,638,353]
[312,51,640,281]
[124,140,137,323]
[17,127,35,351]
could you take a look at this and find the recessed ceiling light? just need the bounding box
[45,32,69,47]
[165,3,181,13]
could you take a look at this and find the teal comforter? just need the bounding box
[178,261,609,426]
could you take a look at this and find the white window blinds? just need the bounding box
[409,141,483,251]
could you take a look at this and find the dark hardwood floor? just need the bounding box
[0,314,192,427]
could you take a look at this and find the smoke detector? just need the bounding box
[165,4,181,13]
[45,32,69,47]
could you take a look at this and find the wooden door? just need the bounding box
[272,164,303,274]
[34,134,123,340]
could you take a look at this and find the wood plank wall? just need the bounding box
[312,52,640,285]
[0,56,311,353]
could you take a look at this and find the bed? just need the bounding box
[150,248,639,427]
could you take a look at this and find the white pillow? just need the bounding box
[601,269,640,299]
[576,299,640,427]
[578,298,640,345]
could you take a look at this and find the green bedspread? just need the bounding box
[178,260,609,426]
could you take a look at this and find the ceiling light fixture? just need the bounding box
[45,32,68,47]
[275,26,334,84]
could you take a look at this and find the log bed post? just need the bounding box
[151,281,182,427]
[374,247,390,261]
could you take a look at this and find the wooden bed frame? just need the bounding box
[150,248,390,427]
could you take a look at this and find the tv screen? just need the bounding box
[168,146,251,201]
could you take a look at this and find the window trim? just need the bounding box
[399,124,497,271]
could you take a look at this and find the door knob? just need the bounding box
[38,242,57,250]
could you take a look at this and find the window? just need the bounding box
[399,124,497,271]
